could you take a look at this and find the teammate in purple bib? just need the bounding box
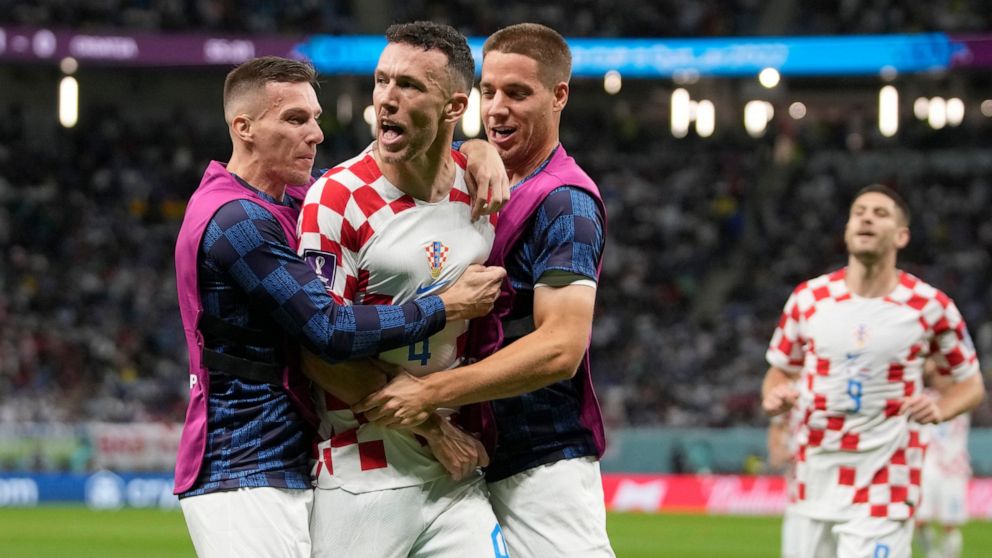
[174,56,505,558]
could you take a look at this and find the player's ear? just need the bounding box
[552,82,569,113]
[895,225,910,249]
[445,91,469,123]
[231,114,253,143]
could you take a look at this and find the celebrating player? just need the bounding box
[173,56,505,558]
[356,23,615,557]
[298,22,507,558]
[761,184,984,558]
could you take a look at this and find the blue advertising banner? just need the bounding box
[297,33,974,77]
[0,472,177,509]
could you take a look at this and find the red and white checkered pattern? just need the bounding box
[767,268,980,521]
[298,145,495,493]
[923,406,972,478]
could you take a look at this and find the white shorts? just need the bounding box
[918,473,968,526]
[180,487,312,558]
[487,456,615,558]
[782,506,801,558]
[794,513,913,558]
[310,472,506,558]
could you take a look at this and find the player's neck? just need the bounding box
[375,140,455,203]
[508,136,559,186]
[226,155,286,202]
[845,256,900,298]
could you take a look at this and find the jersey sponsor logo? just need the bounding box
[303,249,337,291]
[415,279,450,296]
[424,241,449,279]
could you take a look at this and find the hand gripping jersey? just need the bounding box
[298,146,495,493]
[766,268,979,521]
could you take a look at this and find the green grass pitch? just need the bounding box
[0,508,989,557]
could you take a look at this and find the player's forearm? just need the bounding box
[302,352,389,406]
[762,366,794,400]
[302,296,446,362]
[427,327,585,407]
[936,373,985,421]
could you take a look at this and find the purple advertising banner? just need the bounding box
[0,25,305,66]
[952,35,992,67]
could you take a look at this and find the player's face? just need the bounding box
[844,192,909,262]
[373,42,453,165]
[251,81,323,186]
[480,51,567,178]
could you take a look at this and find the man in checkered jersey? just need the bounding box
[916,371,972,558]
[762,184,985,558]
[297,22,506,558]
[356,23,614,558]
[174,56,505,558]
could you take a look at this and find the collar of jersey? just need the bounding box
[510,144,560,193]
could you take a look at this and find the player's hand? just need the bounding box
[437,264,505,321]
[414,414,489,480]
[354,371,435,428]
[460,139,510,220]
[901,393,943,424]
[762,383,799,417]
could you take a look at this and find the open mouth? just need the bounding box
[488,125,516,142]
[380,120,405,143]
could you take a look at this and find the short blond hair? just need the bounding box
[483,23,571,87]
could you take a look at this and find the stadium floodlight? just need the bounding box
[695,100,715,138]
[788,102,806,120]
[744,100,772,137]
[878,85,898,137]
[671,88,691,138]
[59,76,78,128]
[337,93,353,126]
[461,87,482,137]
[758,68,780,89]
[363,104,375,137]
[982,100,992,117]
[946,97,964,127]
[913,97,930,120]
[60,57,78,75]
[604,70,622,95]
[928,97,947,129]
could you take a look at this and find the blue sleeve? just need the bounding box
[527,186,605,285]
[202,200,446,362]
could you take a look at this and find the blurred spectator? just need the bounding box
[5,0,985,37]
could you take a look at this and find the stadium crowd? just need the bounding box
[1,84,989,430]
[1,0,988,36]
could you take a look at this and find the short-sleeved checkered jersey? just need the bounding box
[766,268,979,521]
[298,146,495,493]
[923,406,971,478]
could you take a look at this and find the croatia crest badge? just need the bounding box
[425,241,449,279]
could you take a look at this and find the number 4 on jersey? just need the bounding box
[408,339,431,365]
